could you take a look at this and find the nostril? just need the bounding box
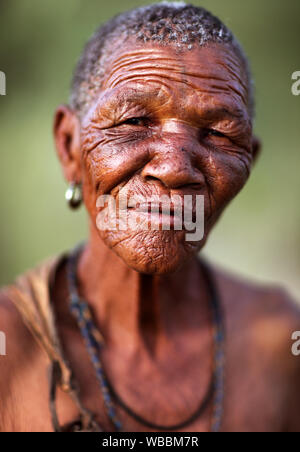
[187,183,203,190]
[144,175,161,183]
[172,182,203,191]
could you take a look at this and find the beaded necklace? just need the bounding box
[67,244,225,432]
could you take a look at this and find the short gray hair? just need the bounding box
[70,2,254,119]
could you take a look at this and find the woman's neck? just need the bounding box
[76,223,210,356]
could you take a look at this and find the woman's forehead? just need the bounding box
[102,41,246,89]
[85,41,250,122]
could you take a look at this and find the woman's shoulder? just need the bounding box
[0,286,45,425]
[210,261,300,318]
[0,287,55,431]
[0,255,66,430]
[0,255,64,368]
[209,262,300,431]
[0,254,61,334]
[0,254,62,359]
[210,261,300,360]
[0,287,42,378]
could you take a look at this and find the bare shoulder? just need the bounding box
[0,287,39,383]
[0,289,45,430]
[0,288,38,355]
[211,264,300,431]
[211,263,300,336]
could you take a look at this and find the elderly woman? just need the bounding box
[0,2,299,433]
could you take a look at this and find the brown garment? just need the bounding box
[2,254,103,432]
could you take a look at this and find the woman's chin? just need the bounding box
[104,230,202,274]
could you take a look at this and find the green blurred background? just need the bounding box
[0,0,299,299]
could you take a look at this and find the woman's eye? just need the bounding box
[205,129,226,138]
[122,117,146,126]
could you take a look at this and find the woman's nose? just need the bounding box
[141,134,205,190]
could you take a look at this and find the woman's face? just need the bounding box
[57,40,257,274]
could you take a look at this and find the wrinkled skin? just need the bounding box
[61,41,257,274]
[0,40,299,433]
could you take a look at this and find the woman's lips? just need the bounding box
[125,201,196,229]
[128,207,179,229]
[131,202,178,215]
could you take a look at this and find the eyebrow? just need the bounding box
[199,107,246,121]
[98,90,247,123]
[99,88,169,110]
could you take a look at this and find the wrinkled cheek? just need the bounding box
[211,157,250,215]
[80,153,103,222]
[84,141,151,195]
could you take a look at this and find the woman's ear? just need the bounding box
[54,105,81,183]
[251,136,261,164]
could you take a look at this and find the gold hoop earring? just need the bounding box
[65,183,82,209]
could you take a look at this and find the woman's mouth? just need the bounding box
[126,199,196,230]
